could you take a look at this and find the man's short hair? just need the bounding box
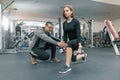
[45,21,53,26]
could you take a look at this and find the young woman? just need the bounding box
[59,5,87,73]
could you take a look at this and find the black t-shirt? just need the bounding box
[63,18,82,43]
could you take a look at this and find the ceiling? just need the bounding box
[0,0,120,22]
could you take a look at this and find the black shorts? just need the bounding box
[67,39,79,62]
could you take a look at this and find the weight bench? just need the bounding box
[104,19,120,55]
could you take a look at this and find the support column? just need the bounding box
[88,20,94,48]
[58,17,61,39]
[58,17,63,40]
[0,4,2,49]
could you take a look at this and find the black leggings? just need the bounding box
[31,43,56,60]
[67,39,79,62]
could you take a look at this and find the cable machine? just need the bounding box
[78,17,94,48]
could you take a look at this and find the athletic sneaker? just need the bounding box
[31,56,37,65]
[29,52,37,65]
[59,65,72,74]
[82,53,87,62]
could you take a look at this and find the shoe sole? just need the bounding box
[32,62,37,65]
[50,61,61,63]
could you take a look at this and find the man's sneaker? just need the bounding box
[59,65,72,74]
[31,56,37,65]
[51,58,61,62]
[82,53,87,62]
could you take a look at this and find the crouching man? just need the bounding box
[29,21,67,64]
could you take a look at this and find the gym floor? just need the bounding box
[0,47,120,80]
